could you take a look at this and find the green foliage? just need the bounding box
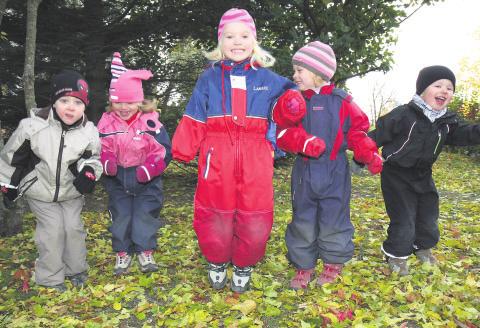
[0,152,479,327]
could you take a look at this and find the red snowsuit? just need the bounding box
[172,60,295,267]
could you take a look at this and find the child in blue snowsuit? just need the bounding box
[273,41,382,289]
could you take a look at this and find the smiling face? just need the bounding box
[54,96,85,125]
[111,102,141,121]
[292,65,323,91]
[220,22,255,62]
[420,79,454,111]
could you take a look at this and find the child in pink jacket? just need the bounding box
[97,53,171,275]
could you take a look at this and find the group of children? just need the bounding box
[1,8,479,293]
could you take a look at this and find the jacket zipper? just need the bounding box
[53,130,66,202]
[203,147,213,179]
[13,176,38,202]
[433,130,442,156]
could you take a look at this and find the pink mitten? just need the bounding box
[367,153,383,175]
[136,156,166,183]
[302,136,326,158]
[273,90,307,127]
[100,152,118,176]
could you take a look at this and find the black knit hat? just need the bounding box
[416,65,456,96]
[51,70,89,106]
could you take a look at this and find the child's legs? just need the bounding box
[414,187,440,250]
[232,209,273,267]
[193,135,236,264]
[131,179,164,252]
[105,178,134,253]
[27,198,66,286]
[316,192,354,264]
[59,197,88,276]
[285,179,319,269]
[381,167,418,257]
[193,203,234,264]
[232,135,274,267]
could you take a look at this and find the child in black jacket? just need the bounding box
[369,65,480,275]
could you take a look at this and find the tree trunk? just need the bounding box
[83,0,107,124]
[0,0,7,28]
[23,0,42,115]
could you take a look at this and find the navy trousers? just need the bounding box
[104,167,164,253]
[286,155,354,269]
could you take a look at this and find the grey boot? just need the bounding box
[415,249,437,265]
[387,256,409,276]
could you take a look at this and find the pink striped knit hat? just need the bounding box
[109,52,153,103]
[217,8,256,40]
[292,41,337,82]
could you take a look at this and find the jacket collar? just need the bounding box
[302,84,335,99]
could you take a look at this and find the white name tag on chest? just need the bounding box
[230,75,246,90]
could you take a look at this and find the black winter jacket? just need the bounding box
[369,101,480,169]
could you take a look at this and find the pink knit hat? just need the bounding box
[217,8,256,40]
[109,52,153,103]
[292,41,337,82]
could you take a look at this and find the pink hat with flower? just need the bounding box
[217,8,256,41]
[109,52,153,103]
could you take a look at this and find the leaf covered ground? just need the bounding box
[0,152,479,327]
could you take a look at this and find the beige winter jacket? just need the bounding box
[0,107,102,202]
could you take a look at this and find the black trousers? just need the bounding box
[381,164,440,258]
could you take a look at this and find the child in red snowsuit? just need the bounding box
[171,8,303,293]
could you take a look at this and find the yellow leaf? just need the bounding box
[113,302,122,311]
[103,284,116,292]
[232,299,256,315]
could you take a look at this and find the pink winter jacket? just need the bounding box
[97,111,168,167]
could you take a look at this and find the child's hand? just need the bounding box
[136,156,166,183]
[367,153,383,175]
[100,152,118,176]
[302,136,326,158]
[353,138,377,164]
[273,90,306,127]
[73,166,96,194]
[1,185,18,209]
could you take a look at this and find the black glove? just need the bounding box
[73,166,96,194]
[1,186,17,209]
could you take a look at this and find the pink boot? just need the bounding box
[290,268,315,290]
[317,263,343,286]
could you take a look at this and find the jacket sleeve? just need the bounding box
[77,123,103,180]
[445,119,480,146]
[345,100,371,150]
[172,72,209,163]
[368,106,402,147]
[0,119,33,187]
[97,114,116,157]
[150,125,172,166]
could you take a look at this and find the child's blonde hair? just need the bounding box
[204,39,276,68]
[106,98,160,114]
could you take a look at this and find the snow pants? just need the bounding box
[381,164,439,258]
[27,196,87,286]
[104,166,164,253]
[193,128,274,267]
[286,156,354,269]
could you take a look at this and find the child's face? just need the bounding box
[421,79,454,111]
[111,102,141,120]
[292,65,319,91]
[221,22,255,62]
[54,96,85,125]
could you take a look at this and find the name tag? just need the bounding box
[230,75,246,90]
[312,106,324,111]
